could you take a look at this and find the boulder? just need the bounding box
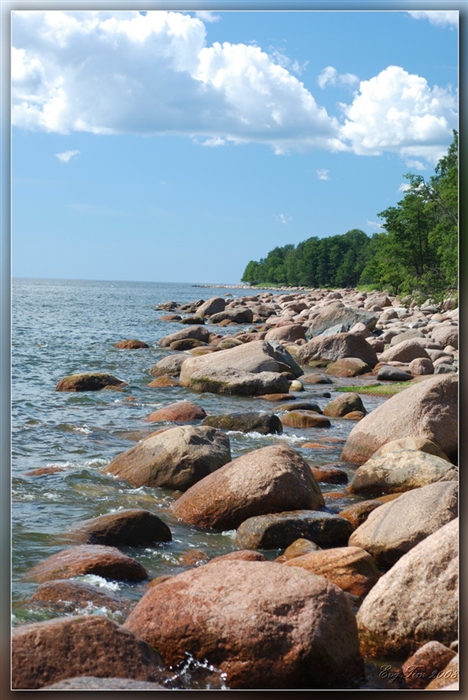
[144,400,206,423]
[197,296,226,316]
[325,358,371,377]
[209,308,254,324]
[356,519,458,659]
[26,545,147,583]
[12,615,167,689]
[235,510,353,550]
[283,546,381,598]
[169,338,208,351]
[275,538,321,562]
[123,559,364,689]
[103,425,231,491]
[158,326,211,348]
[310,465,348,484]
[297,333,378,368]
[171,444,325,531]
[401,640,457,690]
[55,373,126,392]
[149,354,188,377]
[340,374,458,465]
[338,500,386,529]
[68,509,172,547]
[148,376,179,388]
[424,654,459,689]
[114,339,149,349]
[349,482,458,568]
[179,367,291,396]
[376,366,413,381]
[201,411,283,435]
[280,411,331,428]
[429,325,458,349]
[306,303,377,337]
[29,579,132,617]
[408,357,434,375]
[370,437,451,462]
[323,393,366,418]
[378,340,431,364]
[347,450,458,497]
[276,400,323,413]
[264,324,307,343]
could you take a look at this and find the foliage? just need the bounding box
[241,132,458,302]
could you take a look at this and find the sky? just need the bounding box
[10,4,461,285]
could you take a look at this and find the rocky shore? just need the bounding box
[13,286,458,690]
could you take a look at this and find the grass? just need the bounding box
[335,382,413,396]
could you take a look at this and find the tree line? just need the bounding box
[241,131,458,301]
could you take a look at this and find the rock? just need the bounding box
[429,325,458,349]
[158,326,211,348]
[103,425,231,491]
[201,411,283,435]
[274,537,321,562]
[29,579,132,617]
[209,308,254,324]
[340,374,458,465]
[401,640,457,690]
[376,366,413,381]
[264,324,307,343]
[408,357,434,375]
[338,500,385,529]
[55,373,126,392]
[424,654,459,689]
[180,367,291,396]
[344,411,365,420]
[348,482,458,568]
[41,677,167,690]
[26,545,148,583]
[170,338,208,351]
[197,296,226,316]
[144,400,206,423]
[68,509,172,547]
[347,450,458,497]
[297,333,378,368]
[114,339,149,349]
[280,411,331,428]
[301,373,333,384]
[12,615,167,689]
[276,400,323,413]
[179,315,205,325]
[323,393,366,418]
[208,550,268,564]
[123,560,364,689]
[306,303,377,337]
[325,358,371,377]
[390,329,425,345]
[149,354,188,378]
[148,376,179,388]
[356,519,458,659]
[289,379,304,391]
[171,444,325,531]
[215,336,242,349]
[283,546,381,598]
[434,362,457,374]
[378,340,431,363]
[370,437,451,462]
[235,510,354,550]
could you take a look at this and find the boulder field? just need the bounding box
[26,287,458,691]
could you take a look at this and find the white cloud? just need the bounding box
[317,66,359,89]
[275,214,290,224]
[404,159,426,171]
[407,11,458,27]
[269,48,308,76]
[366,220,383,230]
[316,169,329,180]
[398,183,411,193]
[56,149,80,162]
[194,11,221,24]
[339,65,458,163]
[196,136,225,147]
[11,10,340,155]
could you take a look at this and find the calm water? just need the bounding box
[11,277,393,688]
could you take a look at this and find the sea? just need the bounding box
[10,277,397,690]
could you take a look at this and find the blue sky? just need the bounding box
[11,6,460,284]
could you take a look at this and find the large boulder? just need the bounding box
[201,411,283,435]
[356,519,458,659]
[149,354,189,378]
[103,425,231,491]
[429,324,458,349]
[144,400,206,423]
[158,326,211,348]
[378,340,431,364]
[306,303,377,337]
[29,579,132,617]
[55,373,126,392]
[341,374,458,465]
[12,615,167,689]
[68,509,172,547]
[296,333,378,368]
[209,308,254,324]
[197,296,226,317]
[347,450,458,496]
[123,559,364,689]
[26,545,148,583]
[264,323,307,343]
[348,482,458,568]
[178,367,291,396]
[171,444,325,530]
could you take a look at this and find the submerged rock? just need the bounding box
[201,411,283,435]
[55,373,127,392]
[68,509,172,547]
[29,579,131,617]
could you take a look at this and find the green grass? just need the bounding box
[335,382,412,396]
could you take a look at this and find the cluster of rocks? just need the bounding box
[17,287,458,690]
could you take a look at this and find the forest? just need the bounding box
[241,131,458,302]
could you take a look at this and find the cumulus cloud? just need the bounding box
[11,9,341,155]
[317,66,359,89]
[339,65,458,163]
[316,169,329,180]
[407,11,458,27]
[56,149,80,162]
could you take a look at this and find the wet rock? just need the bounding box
[68,509,172,547]
[341,374,458,465]
[323,393,366,418]
[114,339,149,349]
[123,559,364,689]
[325,358,371,377]
[149,354,188,378]
[283,545,381,598]
[147,376,179,387]
[208,550,268,564]
[274,537,321,562]
[181,367,291,396]
[235,510,354,550]
[171,444,325,531]
[297,333,378,368]
[12,615,167,689]
[103,425,231,491]
[158,326,211,348]
[280,411,331,428]
[338,500,385,529]
[55,373,126,392]
[201,411,283,435]
[349,482,458,569]
[347,450,458,497]
[170,338,208,351]
[276,400,323,413]
[179,315,205,325]
[29,579,131,616]
[310,465,348,484]
[376,366,413,381]
[301,373,333,384]
[356,519,458,659]
[144,400,206,423]
[401,640,457,690]
[27,545,148,584]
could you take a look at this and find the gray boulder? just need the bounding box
[306,302,377,337]
[296,333,378,368]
